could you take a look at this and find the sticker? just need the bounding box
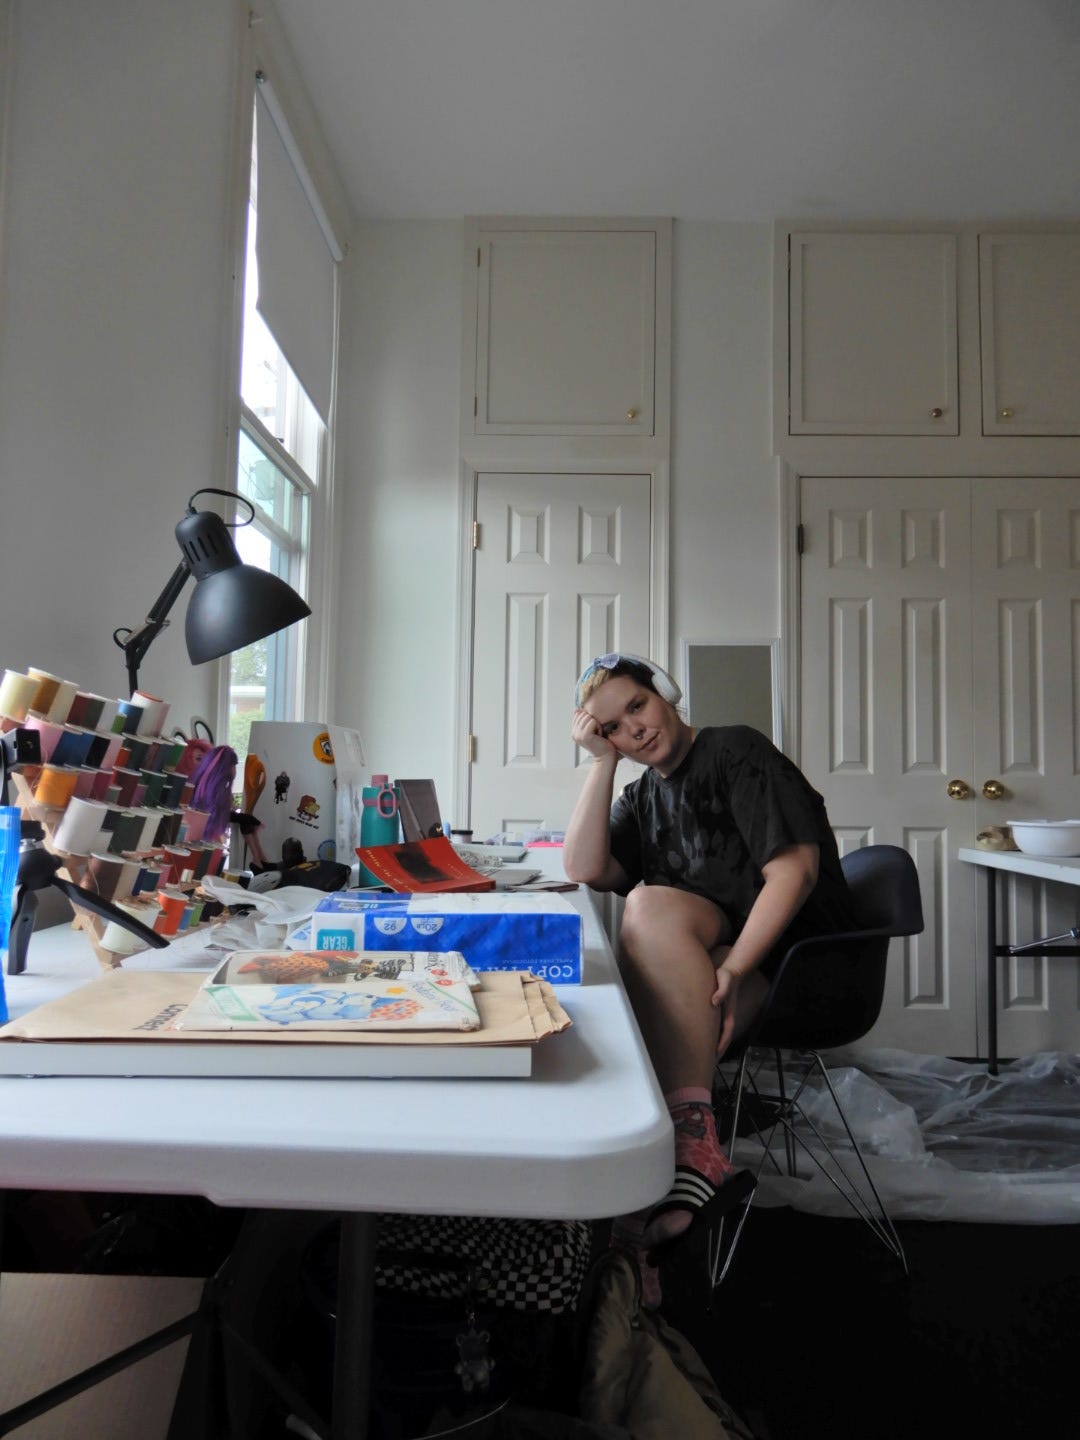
[312,730,335,764]
[374,917,408,935]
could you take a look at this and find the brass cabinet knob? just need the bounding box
[982,779,1006,800]
[947,779,973,799]
[999,407,1014,419]
[930,407,944,419]
[626,407,638,422]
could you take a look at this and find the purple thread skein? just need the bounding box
[188,745,238,842]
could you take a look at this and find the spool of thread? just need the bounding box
[158,739,184,771]
[112,768,142,806]
[124,737,151,770]
[106,810,145,855]
[154,888,188,936]
[66,692,103,729]
[131,808,162,850]
[160,771,186,807]
[34,763,78,808]
[96,733,124,771]
[131,691,170,736]
[82,733,110,769]
[154,810,184,846]
[181,808,210,844]
[161,844,194,884]
[100,898,160,954]
[22,713,64,762]
[112,699,145,735]
[72,766,99,800]
[134,862,165,896]
[0,670,40,722]
[139,770,166,807]
[50,727,94,769]
[87,851,127,901]
[27,670,77,723]
[89,768,114,803]
[95,698,120,734]
[53,797,109,855]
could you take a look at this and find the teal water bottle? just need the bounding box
[357,774,400,885]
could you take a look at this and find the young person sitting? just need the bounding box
[564,652,858,1303]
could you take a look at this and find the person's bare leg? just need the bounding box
[616,885,763,1256]
[617,884,730,1091]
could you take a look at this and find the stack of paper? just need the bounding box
[0,964,571,1078]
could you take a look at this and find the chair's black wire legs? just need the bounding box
[710,1048,908,1290]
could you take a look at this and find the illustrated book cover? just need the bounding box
[176,949,481,1032]
[355,836,496,893]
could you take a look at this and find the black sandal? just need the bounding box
[645,1165,756,1265]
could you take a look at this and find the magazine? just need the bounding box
[355,836,496,893]
[176,949,482,1032]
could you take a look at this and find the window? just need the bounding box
[225,77,340,764]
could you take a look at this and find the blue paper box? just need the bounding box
[298,891,583,984]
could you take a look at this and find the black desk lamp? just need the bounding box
[3,488,311,973]
[112,488,312,697]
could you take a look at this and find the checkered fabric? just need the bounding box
[374,1213,592,1313]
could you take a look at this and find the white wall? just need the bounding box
[0,2,780,831]
[670,223,777,645]
[334,218,778,823]
[334,220,466,809]
[0,0,238,723]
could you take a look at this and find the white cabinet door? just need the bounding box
[474,228,655,435]
[979,234,1080,436]
[801,475,1080,1058]
[789,232,958,435]
[468,472,652,837]
[971,480,1080,1055]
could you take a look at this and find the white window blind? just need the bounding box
[254,79,339,424]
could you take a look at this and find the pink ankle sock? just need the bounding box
[642,1091,737,1250]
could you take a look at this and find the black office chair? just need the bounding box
[709,843,924,1288]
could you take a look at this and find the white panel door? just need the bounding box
[800,478,976,1055]
[971,480,1080,1056]
[802,476,1080,1058]
[469,472,652,837]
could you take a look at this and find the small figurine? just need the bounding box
[454,1323,494,1394]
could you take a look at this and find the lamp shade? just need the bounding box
[176,508,311,665]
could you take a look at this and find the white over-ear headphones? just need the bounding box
[575,652,682,707]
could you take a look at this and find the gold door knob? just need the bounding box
[982,779,1006,800]
[930,407,944,419]
[626,407,638,422]
[947,779,973,799]
[999,408,1014,419]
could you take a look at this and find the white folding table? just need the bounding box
[0,868,672,1437]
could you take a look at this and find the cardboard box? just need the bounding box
[296,891,584,984]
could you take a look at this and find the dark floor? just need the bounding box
[4,1191,1079,1439]
[662,1205,1080,1440]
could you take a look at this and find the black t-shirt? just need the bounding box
[608,726,857,970]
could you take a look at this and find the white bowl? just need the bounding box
[1008,820,1080,857]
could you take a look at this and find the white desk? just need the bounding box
[959,847,1080,1076]
[0,867,671,1437]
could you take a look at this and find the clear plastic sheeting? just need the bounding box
[727,1047,1080,1225]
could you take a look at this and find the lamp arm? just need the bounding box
[113,559,192,697]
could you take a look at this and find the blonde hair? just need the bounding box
[578,656,660,707]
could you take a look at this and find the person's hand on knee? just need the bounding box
[711,959,743,1058]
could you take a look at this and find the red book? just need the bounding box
[354,836,496,893]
